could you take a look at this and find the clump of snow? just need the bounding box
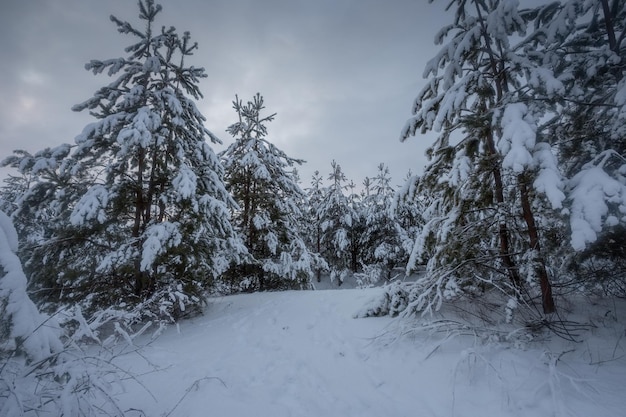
[70,184,111,226]
[528,67,565,96]
[447,150,471,189]
[172,164,198,200]
[533,142,565,209]
[568,151,626,250]
[354,281,408,317]
[116,107,161,150]
[141,222,183,272]
[498,103,535,173]
[143,56,161,73]
[505,297,518,323]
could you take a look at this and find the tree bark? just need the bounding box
[133,147,149,296]
[316,221,322,282]
[484,130,523,290]
[519,178,556,314]
[600,0,618,52]
[474,1,522,290]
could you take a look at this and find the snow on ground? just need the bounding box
[113,288,626,417]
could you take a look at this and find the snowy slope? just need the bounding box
[114,289,626,417]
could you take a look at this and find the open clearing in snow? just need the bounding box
[114,288,626,417]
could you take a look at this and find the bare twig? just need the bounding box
[164,376,227,417]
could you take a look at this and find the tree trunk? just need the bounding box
[133,147,147,296]
[316,222,321,282]
[484,130,523,290]
[519,178,556,314]
[474,4,522,290]
[600,0,618,52]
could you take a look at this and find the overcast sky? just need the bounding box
[0,0,448,188]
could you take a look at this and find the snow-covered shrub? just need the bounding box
[120,280,204,324]
[355,281,409,318]
[566,227,626,298]
[354,263,402,289]
[354,264,386,289]
[1,308,150,416]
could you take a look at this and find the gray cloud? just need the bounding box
[0,0,447,186]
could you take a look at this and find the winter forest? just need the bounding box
[1,0,626,416]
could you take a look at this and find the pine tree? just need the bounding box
[2,0,243,320]
[318,161,355,285]
[2,145,95,310]
[540,0,626,295]
[400,0,570,315]
[393,171,424,268]
[346,179,364,274]
[220,93,324,291]
[303,170,329,283]
[359,164,406,281]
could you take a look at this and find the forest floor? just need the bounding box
[112,286,626,417]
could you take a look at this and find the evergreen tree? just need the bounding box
[220,93,324,291]
[303,170,329,283]
[359,164,406,281]
[346,179,365,274]
[2,144,96,310]
[318,161,355,285]
[400,0,570,315]
[393,171,424,268]
[2,0,243,320]
[0,154,54,248]
[540,0,626,295]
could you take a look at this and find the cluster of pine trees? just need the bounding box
[2,0,624,414]
[0,0,420,324]
[1,0,625,329]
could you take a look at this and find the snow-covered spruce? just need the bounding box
[2,0,245,321]
[302,170,329,283]
[317,161,357,285]
[544,1,626,293]
[220,94,325,291]
[358,163,408,283]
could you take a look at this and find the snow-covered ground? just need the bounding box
[111,288,626,417]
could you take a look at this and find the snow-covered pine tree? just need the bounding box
[0,158,42,246]
[392,171,424,267]
[400,0,572,315]
[303,170,330,283]
[1,145,96,310]
[220,93,325,291]
[358,164,406,281]
[346,179,365,274]
[3,0,244,321]
[318,161,355,285]
[540,0,626,295]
